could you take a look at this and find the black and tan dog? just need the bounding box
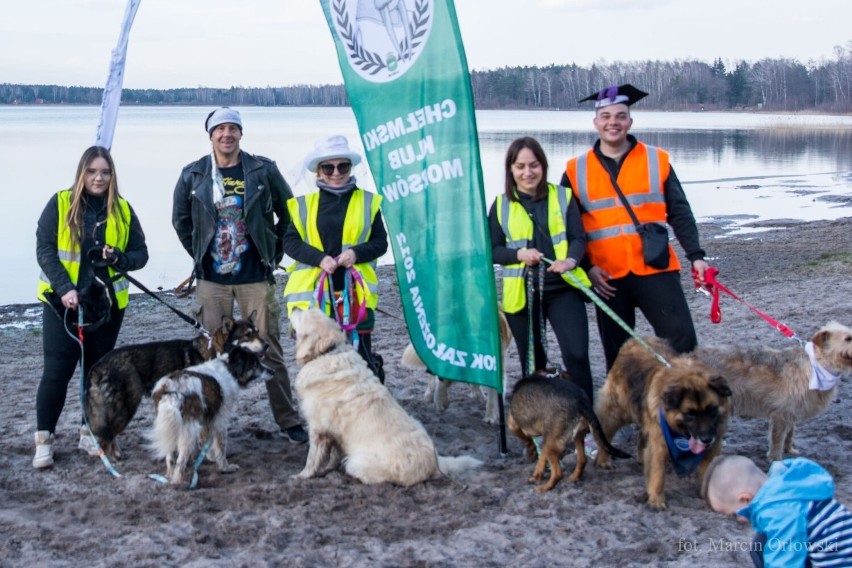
[84,315,266,459]
[594,338,732,510]
[508,372,630,493]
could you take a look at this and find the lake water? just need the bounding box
[3,106,851,306]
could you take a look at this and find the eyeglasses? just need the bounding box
[85,168,112,179]
[319,162,352,176]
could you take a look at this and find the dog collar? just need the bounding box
[659,408,704,478]
[806,341,841,391]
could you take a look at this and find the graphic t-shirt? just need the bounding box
[203,163,265,284]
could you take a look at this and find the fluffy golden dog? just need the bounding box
[692,321,851,461]
[594,338,732,510]
[401,309,512,424]
[290,308,482,487]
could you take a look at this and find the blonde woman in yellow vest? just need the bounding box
[488,137,595,402]
[33,146,148,469]
[283,136,388,381]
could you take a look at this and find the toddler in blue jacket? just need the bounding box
[703,455,852,567]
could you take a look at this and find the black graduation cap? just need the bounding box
[579,84,648,108]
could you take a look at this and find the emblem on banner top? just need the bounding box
[331,0,433,83]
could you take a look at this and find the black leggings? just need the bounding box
[505,286,593,401]
[595,271,698,371]
[36,303,124,433]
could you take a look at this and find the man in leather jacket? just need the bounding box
[172,107,307,444]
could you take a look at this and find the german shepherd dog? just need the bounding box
[594,338,732,510]
[147,346,273,485]
[692,321,852,461]
[508,372,630,493]
[84,315,266,459]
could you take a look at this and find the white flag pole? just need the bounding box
[94,0,141,150]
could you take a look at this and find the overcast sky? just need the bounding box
[3,0,849,89]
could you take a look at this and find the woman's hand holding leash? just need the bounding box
[546,258,577,274]
[319,255,338,274]
[61,290,79,309]
[337,249,357,269]
[517,247,543,267]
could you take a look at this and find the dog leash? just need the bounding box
[68,305,123,478]
[692,266,805,346]
[524,266,557,375]
[539,257,672,367]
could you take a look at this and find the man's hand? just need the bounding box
[589,266,616,299]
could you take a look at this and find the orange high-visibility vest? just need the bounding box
[565,142,680,278]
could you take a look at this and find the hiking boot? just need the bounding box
[33,431,55,469]
[281,425,309,444]
[78,426,100,456]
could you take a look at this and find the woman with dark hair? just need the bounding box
[33,145,148,468]
[488,136,594,401]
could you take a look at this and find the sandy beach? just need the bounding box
[1,216,850,567]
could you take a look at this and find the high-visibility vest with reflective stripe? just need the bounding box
[37,190,132,308]
[495,184,591,314]
[283,189,382,316]
[565,143,680,278]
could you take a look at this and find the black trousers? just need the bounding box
[505,286,593,401]
[594,271,697,371]
[36,303,124,433]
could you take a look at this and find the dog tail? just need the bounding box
[400,343,428,370]
[582,408,632,460]
[146,390,203,460]
[436,455,483,477]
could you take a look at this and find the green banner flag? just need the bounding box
[319,0,502,391]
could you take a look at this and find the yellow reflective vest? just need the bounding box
[283,189,382,316]
[37,190,132,308]
[495,184,591,314]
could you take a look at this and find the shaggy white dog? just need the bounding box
[290,308,482,487]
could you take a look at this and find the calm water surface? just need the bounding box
[3,106,851,305]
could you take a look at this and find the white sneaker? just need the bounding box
[78,427,100,456]
[33,431,55,469]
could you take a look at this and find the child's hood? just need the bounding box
[740,457,835,517]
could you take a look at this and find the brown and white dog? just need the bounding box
[400,309,513,424]
[85,315,266,459]
[146,346,273,485]
[291,308,482,487]
[594,337,732,510]
[692,321,852,461]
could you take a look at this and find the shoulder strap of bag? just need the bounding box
[602,161,642,230]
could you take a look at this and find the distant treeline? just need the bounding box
[4,45,852,112]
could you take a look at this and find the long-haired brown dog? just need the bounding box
[508,372,630,493]
[594,338,732,510]
[692,321,852,461]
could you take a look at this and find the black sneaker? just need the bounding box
[282,425,308,444]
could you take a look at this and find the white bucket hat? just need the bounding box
[304,135,362,172]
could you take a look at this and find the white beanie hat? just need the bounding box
[205,107,243,135]
[304,135,362,172]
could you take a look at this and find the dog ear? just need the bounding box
[220,315,235,334]
[708,375,732,399]
[247,310,258,325]
[661,384,685,411]
[813,329,831,349]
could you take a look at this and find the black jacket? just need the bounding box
[172,151,292,281]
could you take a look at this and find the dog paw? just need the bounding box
[594,455,614,469]
[219,463,239,474]
[483,413,499,425]
[647,495,667,511]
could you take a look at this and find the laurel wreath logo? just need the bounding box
[333,0,431,76]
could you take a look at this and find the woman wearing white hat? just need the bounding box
[282,135,388,381]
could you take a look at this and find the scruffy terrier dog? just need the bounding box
[693,321,852,461]
[508,372,630,493]
[594,338,732,510]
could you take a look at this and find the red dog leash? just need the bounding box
[693,266,801,343]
